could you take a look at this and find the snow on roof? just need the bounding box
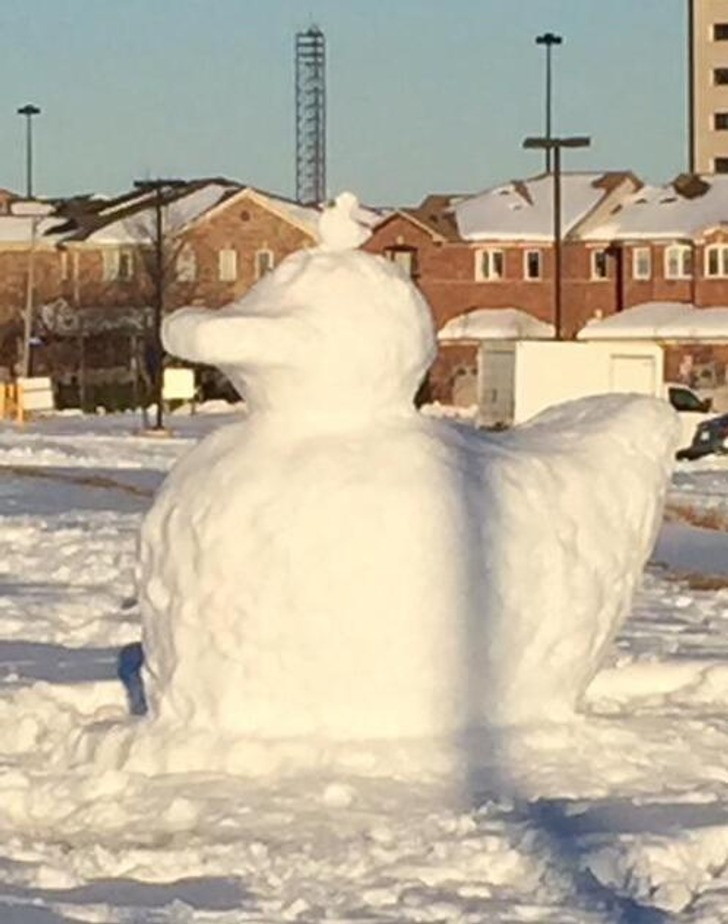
[578,301,728,340]
[453,173,624,241]
[581,175,728,241]
[438,307,555,341]
[262,194,320,234]
[87,182,235,244]
[0,215,65,244]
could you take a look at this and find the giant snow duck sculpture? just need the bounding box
[137,193,679,744]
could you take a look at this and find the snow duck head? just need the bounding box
[162,192,436,420]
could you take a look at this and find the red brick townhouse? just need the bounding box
[0,180,321,381]
[0,197,70,373]
[364,171,640,402]
[52,179,319,313]
[574,173,728,383]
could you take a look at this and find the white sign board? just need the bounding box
[163,368,196,401]
[18,376,55,412]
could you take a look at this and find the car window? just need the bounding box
[669,386,705,413]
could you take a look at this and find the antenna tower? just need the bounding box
[295,26,326,204]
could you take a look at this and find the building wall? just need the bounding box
[65,196,316,312]
[364,215,560,328]
[0,247,67,370]
[692,0,728,172]
[173,195,315,308]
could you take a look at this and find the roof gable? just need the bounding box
[194,187,320,239]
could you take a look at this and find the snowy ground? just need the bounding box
[3,411,728,921]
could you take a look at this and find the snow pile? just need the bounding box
[131,194,679,768]
[438,307,554,341]
[578,301,728,340]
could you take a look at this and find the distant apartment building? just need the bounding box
[690,0,728,172]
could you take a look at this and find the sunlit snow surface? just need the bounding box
[2,412,728,921]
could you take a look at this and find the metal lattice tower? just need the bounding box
[295,26,326,205]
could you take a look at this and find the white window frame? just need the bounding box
[117,249,134,282]
[523,249,542,280]
[255,248,275,280]
[102,248,120,282]
[664,244,692,280]
[590,248,609,280]
[218,248,238,282]
[705,243,728,278]
[475,248,505,281]
[176,244,197,282]
[632,246,652,280]
[102,247,134,282]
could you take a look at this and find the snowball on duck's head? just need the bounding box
[162,192,436,419]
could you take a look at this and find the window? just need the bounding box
[218,248,237,282]
[705,243,728,277]
[102,247,134,282]
[714,23,728,40]
[176,245,197,282]
[475,248,505,281]
[633,247,652,280]
[716,157,728,173]
[715,112,728,130]
[60,250,69,282]
[255,249,275,279]
[384,246,418,277]
[591,249,609,279]
[715,68,728,85]
[118,250,134,281]
[102,249,119,282]
[524,249,542,280]
[664,244,693,279]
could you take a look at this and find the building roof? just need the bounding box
[40,179,326,246]
[54,179,243,244]
[367,194,462,242]
[577,301,728,341]
[579,174,728,241]
[453,172,636,242]
[438,307,555,340]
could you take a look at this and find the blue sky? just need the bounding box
[1,0,687,204]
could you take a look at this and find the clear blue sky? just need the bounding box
[1,0,687,204]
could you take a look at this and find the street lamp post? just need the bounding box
[17,104,41,199]
[523,135,591,340]
[133,178,187,431]
[535,33,562,173]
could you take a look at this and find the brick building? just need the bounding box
[365,172,640,401]
[6,168,728,408]
[0,180,320,398]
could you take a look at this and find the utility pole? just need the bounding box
[17,104,41,199]
[133,178,187,430]
[523,135,591,339]
[535,34,562,173]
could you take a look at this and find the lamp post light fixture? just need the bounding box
[17,104,41,199]
[522,135,591,340]
[133,178,188,431]
[535,33,562,173]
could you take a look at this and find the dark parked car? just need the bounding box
[677,412,728,460]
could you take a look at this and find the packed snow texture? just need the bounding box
[134,196,681,756]
[2,412,728,921]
